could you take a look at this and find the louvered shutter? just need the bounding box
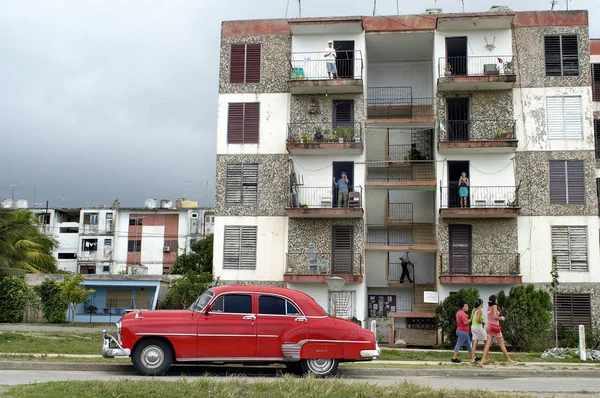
[546,97,564,139]
[592,65,600,101]
[566,161,585,204]
[333,100,354,128]
[563,97,582,139]
[551,226,571,270]
[545,36,561,76]
[332,226,353,274]
[225,164,243,205]
[568,226,588,271]
[595,120,600,159]
[449,225,471,274]
[243,103,260,144]
[241,164,258,206]
[245,44,261,83]
[555,294,591,328]
[239,226,257,269]
[227,104,244,143]
[230,44,246,83]
[223,226,257,269]
[561,35,579,76]
[549,161,567,204]
[223,226,241,269]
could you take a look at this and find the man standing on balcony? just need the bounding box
[333,171,349,207]
[399,252,413,283]
[324,40,338,79]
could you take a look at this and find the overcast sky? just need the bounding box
[1,0,599,209]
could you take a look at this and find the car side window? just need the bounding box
[286,300,300,315]
[258,295,301,315]
[210,294,252,314]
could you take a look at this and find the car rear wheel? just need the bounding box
[132,338,173,376]
[300,358,339,377]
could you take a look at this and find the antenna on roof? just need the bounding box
[297,0,302,18]
[372,0,376,16]
[550,0,561,10]
[460,0,465,13]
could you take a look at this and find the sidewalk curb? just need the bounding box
[0,361,597,378]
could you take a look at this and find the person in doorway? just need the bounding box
[333,171,350,207]
[452,301,472,363]
[481,295,517,365]
[458,171,469,208]
[470,298,485,363]
[399,252,413,283]
[324,40,338,79]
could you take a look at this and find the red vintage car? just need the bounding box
[102,285,379,377]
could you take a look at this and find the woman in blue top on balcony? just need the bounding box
[458,171,469,208]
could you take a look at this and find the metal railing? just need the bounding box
[438,119,516,142]
[439,186,518,209]
[387,262,415,282]
[438,55,515,77]
[366,224,436,246]
[290,50,363,80]
[286,252,363,275]
[366,161,436,182]
[388,203,413,223]
[287,122,363,144]
[367,87,434,119]
[439,252,520,276]
[289,186,363,209]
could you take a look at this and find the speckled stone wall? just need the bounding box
[438,219,518,275]
[219,34,291,94]
[513,26,590,88]
[534,283,600,327]
[218,280,286,288]
[215,154,289,217]
[514,151,598,216]
[289,93,365,126]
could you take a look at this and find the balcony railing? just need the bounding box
[438,120,516,142]
[388,262,414,282]
[367,87,434,119]
[289,186,362,209]
[388,203,413,223]
[366,224,436,246]
[366,161,436,182]
[290,50,363,80]
[439,186,518,209]
[439,252,520,276]
[286,252,363,275]
[287,122,363,144]
[438,56,515,77]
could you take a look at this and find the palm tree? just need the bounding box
[0,208,59,276]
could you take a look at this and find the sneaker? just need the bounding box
[451,358,461,363]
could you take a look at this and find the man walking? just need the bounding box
[333,171,350,207]
[399,252,413,283]
[324,40,338,79]
[452,301,472,363]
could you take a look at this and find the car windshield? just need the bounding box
[189,290,214,312]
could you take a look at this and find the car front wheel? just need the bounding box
[300,358,339,377]
[132,338,173,376]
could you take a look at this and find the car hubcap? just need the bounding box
[306,358,335,375]
[141,345,164,369]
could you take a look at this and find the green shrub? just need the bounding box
[37,278,66,323]
[161,272,214,309]
[435,288,480,347]
[556,325,600,349]
[0,276,29,323]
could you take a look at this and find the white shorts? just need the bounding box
[471,326,487,341]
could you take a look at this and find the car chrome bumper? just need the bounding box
[102,330,131,358]
[360,343,380,359]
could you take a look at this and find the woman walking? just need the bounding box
[481,295,516,365]
[470,298,485,363]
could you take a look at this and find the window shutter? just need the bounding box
[566,161,585,204]
[449,225,471,274]
[230,44,246,83]
[595,120,600,159]
[333,100,354,127]
[225,164,243,205]
[227,104,244,143]
[561,35,579,76]
[245,44,261,83]
[545,36,561,76]
[546,97,564,139]
[551,226,571,270]
[568,226,588,271]
[563,97,582,139]
[332,226,353,274]
[223,227,241,269]
[241,164,258,206]
[239,226,257,269]
[243,103,260,144]
[555,294,591,328]
[592,64,600,101]
[549,161,567,204]
[223,226,257,269]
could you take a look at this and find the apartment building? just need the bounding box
[214,8,599,343]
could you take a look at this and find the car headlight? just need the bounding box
[115,321,122,343]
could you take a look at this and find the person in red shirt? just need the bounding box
[452,301,472,363]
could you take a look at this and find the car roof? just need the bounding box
[208,285,327,316]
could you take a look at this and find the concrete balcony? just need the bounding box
[289,51,363,94]
[366,224,437,252]
[439,186,520,218]
[287,186,363,218]
[437,119,518,153]
[287,122,363,155]
[284,252,363,283]
[437,55,516,91]
[366,87,435,127]
[439,252,522,284]
[365,161,436,190]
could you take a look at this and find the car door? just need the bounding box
[255,294,308,359]
[197,293,257,358]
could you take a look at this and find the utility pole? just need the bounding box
[297,0,301,18]
[183,180,192,199]
[9,184,17,208]
[373,0,376,16]
[204,180,213,201]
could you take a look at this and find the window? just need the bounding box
[164,240,178,252]
[595,120,600,159]
[544,35,579,76]
[59,227,79,233]
[546,97,582,139]
[57,253,77,259]
[258,295,301,315]
[230,43,261,83]
[83,213,99,225]
[332,226,353,274]
[104,239,112,254]
[597,178,600,215]
[79,265,96,274]
[223,226,257,269]
[555,294,591,328]
[227,103,259,144]
[129,215,143,226]
[551,226,588,271]
[210,294,252,313]
[134,289,150,309]
[106,213,113,220]
[38,213,50,225]
[106,290,132,308]
[549,161,585,204]
[128,240,141,252]
[102,265,110,272]
[329,291,355,319]
[226,163,258,206]
[592,64,600,101]
[82,239,98,252]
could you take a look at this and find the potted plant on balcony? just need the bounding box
[503,60,513,74]
[314,126,324,142]
[300,133,309,143]
[444,63,452,77]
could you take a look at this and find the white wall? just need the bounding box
[437,154,515,188]
[141,225,165,275]
[518,216,600,284]
[366,252,388,287]
[213,216,287,281]
[514,87,594,152]
[367,62,433,98]
[216,93,290,155]
[287,281,368,321]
